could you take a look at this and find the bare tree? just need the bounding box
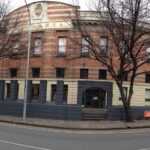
[73,0,150,121]
[0,1,29,59]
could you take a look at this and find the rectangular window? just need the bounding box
[80,69,88,79]
[6,83,10,99]
[99,69,107,80]
[100,37,108,55]
[32,84,40,101]
[51,84,57,101]
[63,85,68,104]
[145,89,150,102]
[56,68,65,78]
[120,41,128,58]
[147,47,150,59]
[34,38,42,55]
[58,37,67,53]
[51,84,68,103]
[81,37,89,54]
[146,74,150,83]
[124,72,128,81]
[12,41,19,53]
[119,87,127,100]
[118,70,128,81]
[10,68,17,78]
[32,68,40,78]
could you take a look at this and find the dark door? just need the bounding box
[84,88,106,108]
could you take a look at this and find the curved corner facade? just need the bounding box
[0,1,150,120]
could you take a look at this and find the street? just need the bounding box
[0,122,149,150]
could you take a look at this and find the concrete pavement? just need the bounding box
[0,115,150,130]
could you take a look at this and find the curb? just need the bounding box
[0,119,150,131]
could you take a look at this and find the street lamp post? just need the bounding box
[23,0,31,122]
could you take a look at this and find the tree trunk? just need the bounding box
[124,104,133,122]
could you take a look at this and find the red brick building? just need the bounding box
[0,1,149,120]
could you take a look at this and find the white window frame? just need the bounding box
[58,37,67,53]
[81,37,89,54]
[34,38,42,55]
[100,37,108,51]
[12,41,19,53]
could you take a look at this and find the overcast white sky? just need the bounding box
[8,0,93,11]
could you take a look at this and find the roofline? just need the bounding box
[9,0,80,15]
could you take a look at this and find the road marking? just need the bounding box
[0,139,53,150]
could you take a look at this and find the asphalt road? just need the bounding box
[0,122,150,150]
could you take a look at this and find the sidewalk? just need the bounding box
[0,115,150,130]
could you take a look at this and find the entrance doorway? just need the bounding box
[82,88,106,108]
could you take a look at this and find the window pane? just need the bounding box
[32,68,40,78]
[56,68,65,78]
[145,89,150,101]
[80,69,88,79]
[119,87,127,100]
[34,38,42,55]
[32,84,40,101]
[146,74,150,83]
[6,83,10,99]
[58,38,66,53]
[99,69,107,79]
[51,84,68,103]
[100,37,107,55]
[51,84,57,101]
[13,41,19,53]
[82,37,89,53]
[10,68,17,78]
[63,85,68,104]
[123,87,127,98]
[100,38,107,47]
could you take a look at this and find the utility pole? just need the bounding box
[23,0,31,122]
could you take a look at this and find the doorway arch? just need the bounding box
[77,81,113,107]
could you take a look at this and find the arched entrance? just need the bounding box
[82,88,107,108]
